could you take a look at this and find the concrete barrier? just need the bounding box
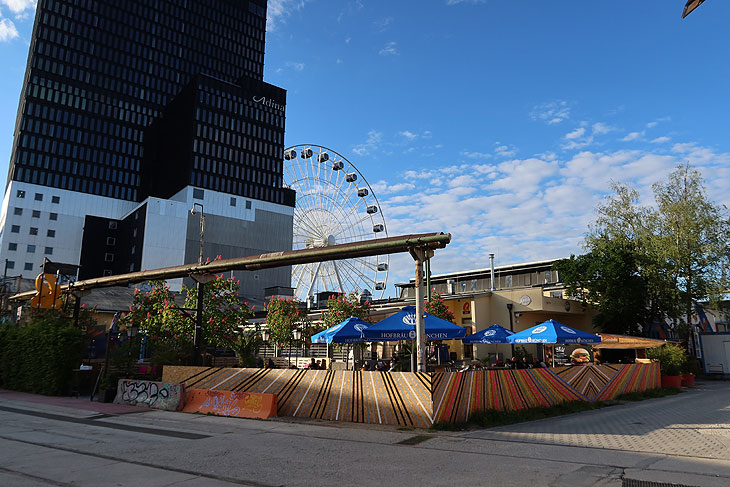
[183,389,277,419]
[113,379,185,411]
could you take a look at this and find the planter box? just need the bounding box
[661,375,682,388]
[681,373,695,387]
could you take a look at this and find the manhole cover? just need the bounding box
[623,479,699,487]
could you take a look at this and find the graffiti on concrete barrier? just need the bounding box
[114,380,184,410]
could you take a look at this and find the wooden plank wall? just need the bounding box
[163,367,434,428]
[163,363,660,427]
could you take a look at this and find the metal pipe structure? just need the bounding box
[489,253,496,291]
[10,233,452,301]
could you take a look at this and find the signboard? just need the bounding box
[462,302,471,316]
[183,389,277,419]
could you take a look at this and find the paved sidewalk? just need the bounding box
[0,389,150,415]
[461,381,730,459]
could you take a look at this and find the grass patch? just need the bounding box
[431,387,681,432]
[617,387,682,401]
[431,400,611,431]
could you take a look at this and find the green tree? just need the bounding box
[119,276,254,366]
[321,292,372,331]
[653,164,730,328]
[556,164,730,336]
[265,297,309,349]
[425,293,455,323]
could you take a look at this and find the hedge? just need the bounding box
[0,309,84,395]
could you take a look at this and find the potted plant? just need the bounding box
[647,343,686,388]
[681,357,699,387]
[98,373,119,403]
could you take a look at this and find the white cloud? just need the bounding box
[646,122,658,128]
[352,130,383,156]
[1,0,35,14]
[267,0,309,32]
[0,18,19,41]
[285,61,305,71]
[621,131,644,141]
[562,126,594,150]
[374,17,393,31]
[530,100,571,125]
[446,0,487,5]
[565,127,585,140]
[592,122,616,135]
[494,142,517,158]
[651,136,671,144]
[379,41,398,56]
[399,130,417,140]
[462,151,491,160]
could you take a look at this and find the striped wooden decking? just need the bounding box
[164,367,434,427]
[163,363,660,427]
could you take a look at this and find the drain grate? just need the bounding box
[623,479,699,487]
[397,435,432,446]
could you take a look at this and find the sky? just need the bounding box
[1,0,730,298]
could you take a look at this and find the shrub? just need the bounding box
[646,343,687,376]
[0,309,85,395]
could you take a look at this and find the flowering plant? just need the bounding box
[265,296,309,348]
[425,293,455,323]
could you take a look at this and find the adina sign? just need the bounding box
[252,96,285,113]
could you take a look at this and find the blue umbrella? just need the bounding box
[507,319,601,344]
[462,324,514,344]
[310,317,370,344]
[362,306,466,341]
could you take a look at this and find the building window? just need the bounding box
[193,188,204,199]
[29,227,38,236]
[129,263,135,272]
[461,281,466,292]
[32,210,41,218]
[44,247,53,255]
[13,207,22,216]
[245,200,252,209]
[6,261,14,269]
[51,196,60,204]
[230,197,236,207]
[131,245,135,255]
[106,237,116,245]
[505,275,513,287]
[105,253,114,262]
[108,221,118,230]
[47,229,55,237]
[24,262,33,271]
[27,244,36,253]
[11,225,20,233]
[49,213,58,220]
[103,270,113,276]
[8,243,17,251]
[34,193,43,201]
[544,271,552,284]
[471,279,477,291]
[16,190,25,199]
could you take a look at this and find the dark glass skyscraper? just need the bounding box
[7,0,279,203]
[1,0,295,295]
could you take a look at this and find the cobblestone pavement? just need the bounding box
[461,381,730,459]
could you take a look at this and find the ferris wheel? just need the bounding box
[283,144,389,302]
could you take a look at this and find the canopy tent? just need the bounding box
[363,306,466,341]
[462,324,514,344]
[310,317,370,344]
[507,319,601,344]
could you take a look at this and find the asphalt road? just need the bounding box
[1,381,729,487]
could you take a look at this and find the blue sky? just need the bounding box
[1,1,729,297]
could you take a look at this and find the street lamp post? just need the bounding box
[261,330,270,366]
[190,203,205,366]
[293,328,302,369]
